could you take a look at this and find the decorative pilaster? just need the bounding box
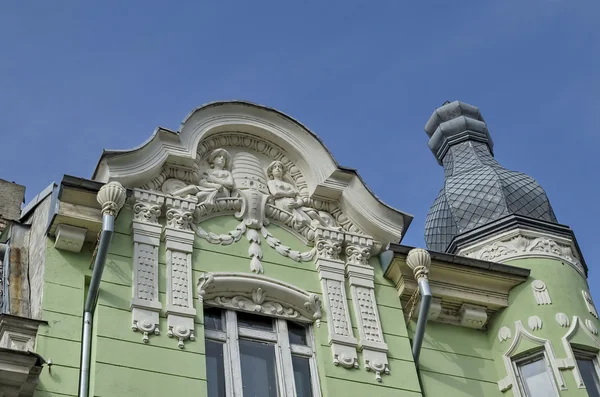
[163,196,197,349]
[131,189,164,343]
[314,227,358,369]
[344,233,389,382]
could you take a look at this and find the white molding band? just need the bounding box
[457,228,584,277]
[163,196,197,349]
[314,227,359,370]
[131,189,165,343]
[344,232,389,382]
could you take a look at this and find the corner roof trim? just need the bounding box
[91,100,412,244]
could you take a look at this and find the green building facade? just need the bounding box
[0,101,597,397]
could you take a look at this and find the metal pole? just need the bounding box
[412,278,432,366]
[78,213,114,397]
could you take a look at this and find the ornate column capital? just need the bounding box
[315,227,344,261]
[165,196,196,231]
[344,233,373,267]
[132,190,165,225]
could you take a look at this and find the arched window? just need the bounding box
[197,272,322,397]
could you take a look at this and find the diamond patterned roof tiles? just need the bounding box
[424,102,557,252]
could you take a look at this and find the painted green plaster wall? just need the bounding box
[34,208,422,397]
[409,320,502,397]
[486,257,599,397]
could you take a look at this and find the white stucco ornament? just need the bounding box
[406,248,431,280]
[97,181,127,216]
[531,280,551,305]
[585,319,598,335]
[582,290,599,319]
[555,313,570,328]
[498,326,512,342]
[92,101,412,253]
[528,316,543,331]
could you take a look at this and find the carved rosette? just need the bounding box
[164,196,197,349]
[344,233,389,382]
[131,189,165,343]
[314,227,359,369]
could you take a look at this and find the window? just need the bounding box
[204,307,320,397]
[574,349,600,397]
[514,352,559,397]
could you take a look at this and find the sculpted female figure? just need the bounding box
[266,160,333,227]
[172,148,234,206]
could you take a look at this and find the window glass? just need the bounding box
[206,340,226,397]
[237,312,273,331]
[288,322,308,346]
[204,308,223,331]
[239,339,278,397]
[518,357,557,397]
[292,355,313,397]
[577,358,600,397]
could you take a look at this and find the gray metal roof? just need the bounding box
[424,101,557,252]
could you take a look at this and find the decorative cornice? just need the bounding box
[457,228,584,277]
[386,247,529,329]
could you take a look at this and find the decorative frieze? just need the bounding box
[314,227,358,370]
[344,232,389,382]
[164,196,197,349]
[457,228,584,277]
[131,190,164,343]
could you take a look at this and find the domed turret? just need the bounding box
[423,101,557,252]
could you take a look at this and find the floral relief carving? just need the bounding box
[207,288,301,319]
[461,231,584,276]
[316,239,342,261]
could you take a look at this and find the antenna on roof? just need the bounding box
[442,100,451,105]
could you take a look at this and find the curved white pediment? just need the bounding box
[92,101,412,248]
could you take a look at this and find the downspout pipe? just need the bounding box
[78,182,126,397]
[406,248,432,367]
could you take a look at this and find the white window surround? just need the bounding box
[197,272,322,326]
[204,308,322,397]
[561,316,600,389]
[498,320,566,395]
[513,351,560,397]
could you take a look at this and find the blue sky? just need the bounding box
[1,1,598,290]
